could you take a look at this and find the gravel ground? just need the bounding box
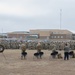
[0,49,75,75]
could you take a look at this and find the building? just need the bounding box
[30,29,73,41]
[6,29,74,41]
[7,31,39,40]
[0,33,8,38]
[72,34,75,40]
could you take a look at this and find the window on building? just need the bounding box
[54,36,56,38]
[57,36,60,38]
[26,35,38,39]
[53,32,57,34]
[61,36,63,38]
[51,36,53,38]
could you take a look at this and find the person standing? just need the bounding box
[20,44,27,59]
[50,43,58,58]
[36,42,43,59]
[64,43,70,60]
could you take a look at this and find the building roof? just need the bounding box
[8,31,39,35]
[30,29,73,34]
[8,31,29,34]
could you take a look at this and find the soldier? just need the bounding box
[36,42,42,52]
[51,43,56,51]
[64,43,70,60]
[50,43,58,58]
[59,42,65,50]
[20,44,27,59]
[34,42,44,59]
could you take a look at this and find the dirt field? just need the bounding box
[0,49,75,75]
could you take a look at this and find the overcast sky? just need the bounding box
[0,0,75,33]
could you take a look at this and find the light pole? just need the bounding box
[60,9,62,29]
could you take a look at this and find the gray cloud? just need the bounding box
[0,0,75,33]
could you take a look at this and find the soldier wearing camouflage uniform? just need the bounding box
[20,44,27,59]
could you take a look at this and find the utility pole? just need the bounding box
[60,9,62,29]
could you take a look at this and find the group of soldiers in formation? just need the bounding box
[1,39,75,50]
[0,39,75,60]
